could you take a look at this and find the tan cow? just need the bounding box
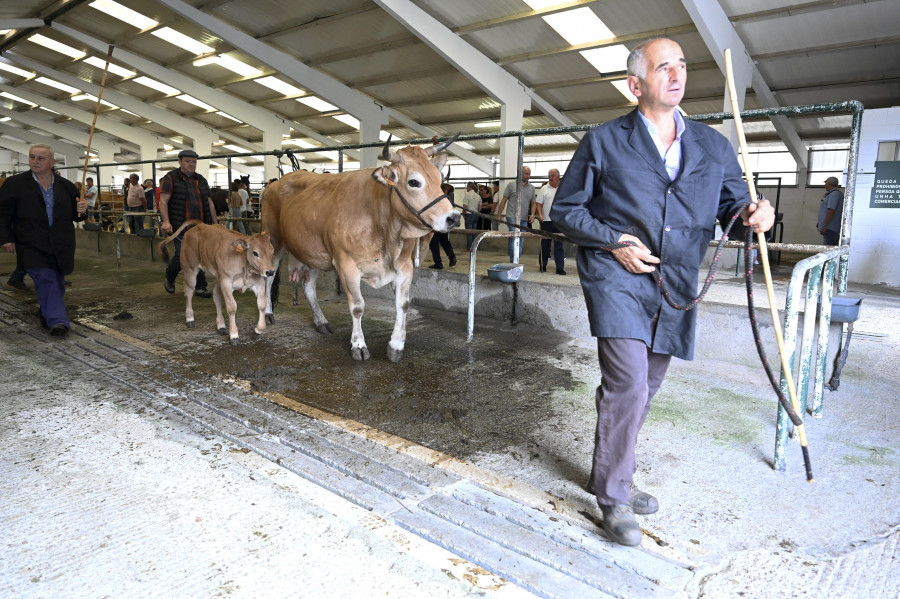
[159,220,275,345]
[262,135,460,362]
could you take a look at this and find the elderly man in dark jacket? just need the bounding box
[551,38,774,546]
[0,144,87,337]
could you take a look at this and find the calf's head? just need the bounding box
[234,231,276,278]
[373,134,462,233]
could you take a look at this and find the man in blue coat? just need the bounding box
[551,38,775,546]
[0,144,87,337]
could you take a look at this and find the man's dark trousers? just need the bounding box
[165,235,207,290]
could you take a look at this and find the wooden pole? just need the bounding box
[79,44,114,215]
[723,48,814,482]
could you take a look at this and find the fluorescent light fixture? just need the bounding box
[379,130,401,142]
[255,76,303,96]
[119,109,139,117]
[297,95,337,112]
[0,62,34,78]
[39,107,59,114]
[580,44,630,74]
[0,116,10,122]
[192,56,217,67]
[212,54,262,78]
[29,33,86,59]
[72,94,118,109]
[35,76,80,95]
[89,0,158,29]
[152,27,215,55]
[216,111,242,123]
[333,113,359,129]
[176,94,214,111]
[223,143,249,153]
[0,92,37,107]
[133,76,180,96]
[163,143,174,151]
[542,7,613,46]
[0,30,10,35]
[611,79,637,103]
[83,56,135,78]
[474,120,501,128]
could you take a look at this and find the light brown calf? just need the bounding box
[160,221,275,344]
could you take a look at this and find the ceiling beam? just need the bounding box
[681,0,808,169]
[155,0,387,126]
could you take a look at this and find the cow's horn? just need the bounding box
[427,132,460,156]
[381,134,394,162]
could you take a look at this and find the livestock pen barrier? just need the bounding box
[82,100,863,473]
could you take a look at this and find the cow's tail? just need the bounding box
[157,219,203,262]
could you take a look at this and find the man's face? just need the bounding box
[86,179,93,186]
[29,147,55,176]
[179,157,198,175]
[548,171,560,188]
[628,39,686,112]
[522,167,531,184]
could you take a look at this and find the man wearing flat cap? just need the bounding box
[817,176,844,246]
[159,149,218,297]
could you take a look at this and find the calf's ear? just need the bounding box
[231,239,249,252]
[430,152,449,173]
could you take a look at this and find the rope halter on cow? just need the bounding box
[372,133,460,230]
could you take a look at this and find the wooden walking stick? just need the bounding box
[79,44,114,216]
[723,48,814,482]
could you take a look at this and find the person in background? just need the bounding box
[550,38,774,547]
[533,169,566,274]
[478,184,493,230]
[143,179,156,211]
[159,149,217,298]
[818,176,844,246]
[124,173,146,234]
[229,180,248,235]
[428,183,457,269]
[495,166,535,263]
[0,144,87,336]
[84,177,98,225]
[462,181,480,250]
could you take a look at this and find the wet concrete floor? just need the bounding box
[1,245,898,598]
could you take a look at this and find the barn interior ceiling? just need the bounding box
[0,0,897,174]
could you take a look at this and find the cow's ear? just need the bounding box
[232,239,248,253]
[372,165,398,187]
[431,152,449,173]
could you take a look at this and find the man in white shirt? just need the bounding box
[533,169,566,274]
[462,181,480,250]
[84,177,98,224]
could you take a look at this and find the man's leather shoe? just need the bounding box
[599,504,642,546]
[195,288,212,298]
[630,488,659,515]
[556,268,567,275]
[6,278,28,292]
[49,324,69,338]
[164,278,175,294]
[449,257,457,267]
[428,264,443,270]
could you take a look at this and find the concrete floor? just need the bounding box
[0,234,898,598]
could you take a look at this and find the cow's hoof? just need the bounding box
[186,321,194,329]
[351,346,370,361]
[254,328,264,336]
[217,327,227,335]
[265,313,275,325]
[387,347,404,363]
[229,338,239,346]
[316,323,334,335]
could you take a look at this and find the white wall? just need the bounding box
[843,106,900,286]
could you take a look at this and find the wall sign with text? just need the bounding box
[871,161,900,208]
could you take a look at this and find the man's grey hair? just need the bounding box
[30,143,55,160]
[626,37,667,80]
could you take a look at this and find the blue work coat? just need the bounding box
[550,109,750,360]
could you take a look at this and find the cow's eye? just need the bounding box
[252,251,259,257]
[408,179,421,188]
